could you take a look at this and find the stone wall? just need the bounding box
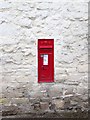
[0,0,89,117]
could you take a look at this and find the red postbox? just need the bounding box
[38,39,54,83]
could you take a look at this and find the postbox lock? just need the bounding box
[41,54,44,57]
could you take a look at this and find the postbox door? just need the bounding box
[38,51,54,82]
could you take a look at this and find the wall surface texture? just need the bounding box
[0,0,89,117]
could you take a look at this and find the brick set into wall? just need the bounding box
[0,0,89,117]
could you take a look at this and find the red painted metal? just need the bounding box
[38,39,54,83]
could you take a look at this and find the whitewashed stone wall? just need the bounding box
[0,0,89,116]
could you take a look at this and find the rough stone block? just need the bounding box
[29,98,40,103]
[78,64,88,73]
[34,103,40,111]
[70,101,78,106]
[48,84,63,98]
[52,99,64,109]
[11,98,29,105]
[40,97,51,102]
[76,87,88,95]
[55,74,68,81]
[2,104,18,116]
[40,102,49,111]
